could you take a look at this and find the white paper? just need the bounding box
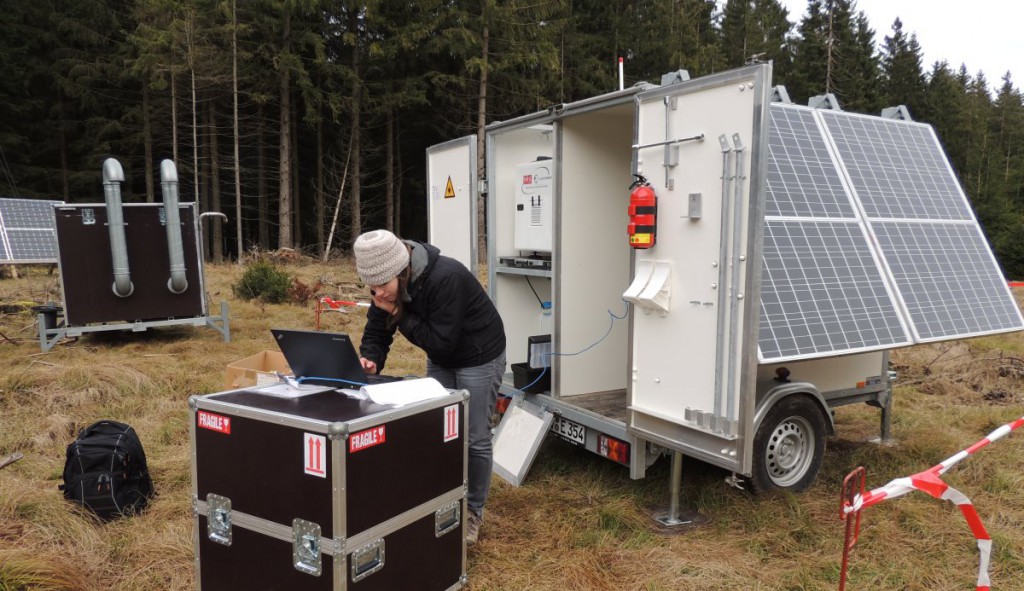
[256,383,335,399]
[360,377,449,407]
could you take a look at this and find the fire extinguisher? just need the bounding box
[627,174,657,249]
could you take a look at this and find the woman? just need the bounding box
[353,229,506,546]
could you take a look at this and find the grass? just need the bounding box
[2,262,1024,590]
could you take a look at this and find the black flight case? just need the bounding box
[189,383,468,591]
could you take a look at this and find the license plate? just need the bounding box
[550,416,585,446]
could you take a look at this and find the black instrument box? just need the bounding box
[190,384,468,590]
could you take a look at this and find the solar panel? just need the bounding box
[819,111,971,221]
[766,104,855,219]
[759,220,910,360]
[758,104,910,362]
[0,198,63,264]
[818,110,1024,341]
[873,222,1023,340]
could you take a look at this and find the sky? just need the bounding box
[776,0,1022,91]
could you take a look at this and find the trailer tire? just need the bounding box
[750,395,826,494]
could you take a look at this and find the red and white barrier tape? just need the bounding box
[314,297,370,330]
[320,297,370,310]
[840,415,1024,591]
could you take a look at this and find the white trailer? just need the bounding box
[426,64,1024,497]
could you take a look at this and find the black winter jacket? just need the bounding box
[359,241,505,371]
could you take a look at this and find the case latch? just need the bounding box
[206,494,232,546]
[292,519,322,576]
[350,539,385,582]
[435,501,461,537]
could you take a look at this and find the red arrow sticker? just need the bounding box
[443,404,459,442]
[304,433,327,478]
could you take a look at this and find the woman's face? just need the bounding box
[369,277,400,303]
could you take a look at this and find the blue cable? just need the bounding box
[296,376,368,388]
[513,301,631,395]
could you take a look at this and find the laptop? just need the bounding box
[271,328,402,387]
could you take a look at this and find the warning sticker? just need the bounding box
[304,433,327,478]
[349,425,386,453]
[443,404,459,442]
[197,411,231,434]
[444,176,456,199]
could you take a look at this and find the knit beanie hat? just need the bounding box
[354,230,410,286]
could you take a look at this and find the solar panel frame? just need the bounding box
[765,104,857,219]
[816,109,1024,343]
[758,104,912,362]
[759,219,912,361]
[819,111,972,221]
[0,198,63,264]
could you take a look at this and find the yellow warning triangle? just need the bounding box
[444,176,456,199]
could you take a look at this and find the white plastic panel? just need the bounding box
[757,351,885,394]
[557,105,633,398]
[427,136,477,272]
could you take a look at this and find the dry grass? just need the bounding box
[2,263,1024,590]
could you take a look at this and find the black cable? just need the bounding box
[524,275,544,307]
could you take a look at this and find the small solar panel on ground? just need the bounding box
[0,198,63,264]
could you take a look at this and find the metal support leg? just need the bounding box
[654,452,695,527]
[879,386,893,442]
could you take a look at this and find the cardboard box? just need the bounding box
[224,351,290,390]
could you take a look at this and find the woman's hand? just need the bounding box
[360,357,378,374]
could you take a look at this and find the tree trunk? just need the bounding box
[232,0,243,258]
[476,22,489,264]
[200,104,210,262]
[58,97,69,201]
[209,100,223,262]
[292,98,301,247]
[316,114,325,254]
[258,106,269,250]
[348,9,362,244]
[171,71,178,164]
[143,82,154,203]
[394,119,403,237]
[191,59,200,204]
[278,8,293,249]
[385,108,394,231]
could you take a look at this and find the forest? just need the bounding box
[1,0,1023,276]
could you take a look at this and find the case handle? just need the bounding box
[351,539,385,582]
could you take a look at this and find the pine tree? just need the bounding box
[788,0,879,111]
[720,0,793,74]
[879,17,926,118]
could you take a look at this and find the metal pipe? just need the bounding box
[713,135,733,419]
[102,158,133,298]
[727,134,747,422]
[160,159,188,294]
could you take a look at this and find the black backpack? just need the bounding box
[60,420,154,520]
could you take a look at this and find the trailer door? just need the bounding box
[426,136,478,273]
[626,65,770,476]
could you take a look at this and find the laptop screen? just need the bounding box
[271,328,367,386]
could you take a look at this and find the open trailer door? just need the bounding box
[626,65,770,476]
[426,136,478,273]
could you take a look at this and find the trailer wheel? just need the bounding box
[750,395,826,494]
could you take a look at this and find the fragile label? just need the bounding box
[197,411,231,434]
[443,404,459,442]
[349,425,386,453]
[304,433,327,477]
